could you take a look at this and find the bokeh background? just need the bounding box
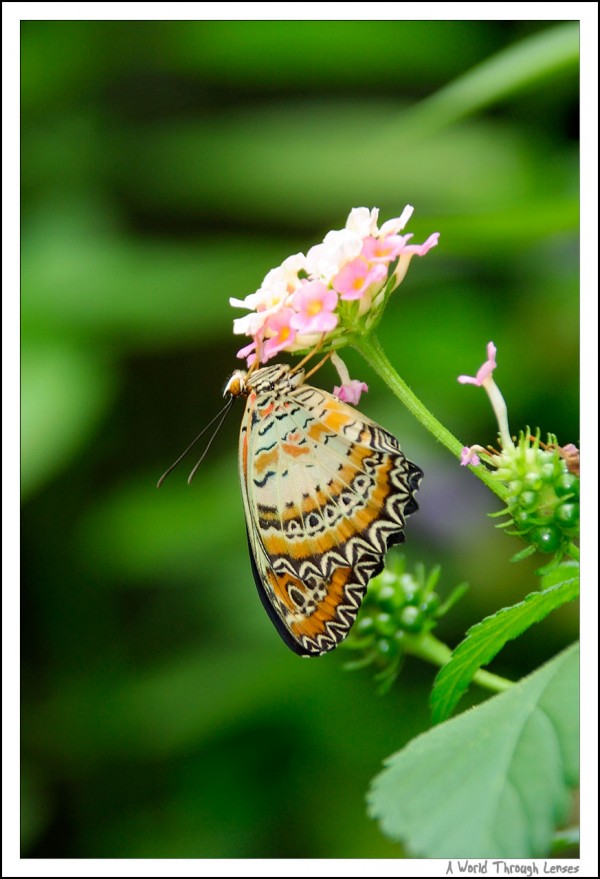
[21,20,579,858]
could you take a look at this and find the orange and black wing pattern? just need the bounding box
[237,364,422,656]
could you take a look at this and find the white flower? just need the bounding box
[229,292,257,310]
[306,228,363,282]
[262,252,306,291]
[231,276,293,336]
[233,310,269,336]
[345,207,380,238]
[379,204,414,238]
[230,252,306,314]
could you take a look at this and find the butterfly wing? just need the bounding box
[239,380,422,656]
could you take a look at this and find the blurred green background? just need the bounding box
[21,20,579,858]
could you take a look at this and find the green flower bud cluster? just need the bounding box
[343,555,467,692]
[494,432,580,557]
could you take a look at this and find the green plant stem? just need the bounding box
[567,543,580,562]
[353,332,510,502]
[409,632,513,695]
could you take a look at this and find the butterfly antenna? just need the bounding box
[186,400,235,484]
[157,396,235,488]
[291,335,326,374]
[303,351,331,382]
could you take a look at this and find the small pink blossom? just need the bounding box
[290,281,339,334]
[330,352,368,405]
[560,442,579,457]
[361,234,409,264]
[333,380,369,405]
[390,232,440,290]
[236,339,258,367]
[457,342,513,451]
[460,446,481,467]
[458,342,497,386]
[262,308,298,360]
[558,443,580,477]
[401,232,440,257]
[332,258,387,301]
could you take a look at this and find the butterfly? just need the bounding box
[221,361,423,656]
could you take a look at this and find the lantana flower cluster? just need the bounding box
[459,343,580,560]
[231,206,439,372]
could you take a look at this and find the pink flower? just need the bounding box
[236,339,258,366]
[560,442,579,457]
[262,308,298,361]
[290,281,339,334]
[333,380,369,405]
[458,342,497,386]
[330,352,368,405]
[460,446,481,467]
[390,232,440,290]
[457,342,513,452]
[231,207,439,365]
[558,443,580,477]
[361,234,408,264]
[401,232,440,258]
[332,258,387,301]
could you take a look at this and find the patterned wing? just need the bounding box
[239,375,422,656]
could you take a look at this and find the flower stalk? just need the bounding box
[408,632,513,695]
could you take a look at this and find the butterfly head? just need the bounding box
[223,370,248,399]
[224,363,305,399]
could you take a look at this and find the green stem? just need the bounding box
[353,332,510,502]
[410,632,513,694]
[567,543,580,562]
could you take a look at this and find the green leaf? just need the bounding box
[431,563,579,723]
[539,562,580,590]
[369,643,579,858]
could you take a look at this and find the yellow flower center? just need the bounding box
[307,300,323,316]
